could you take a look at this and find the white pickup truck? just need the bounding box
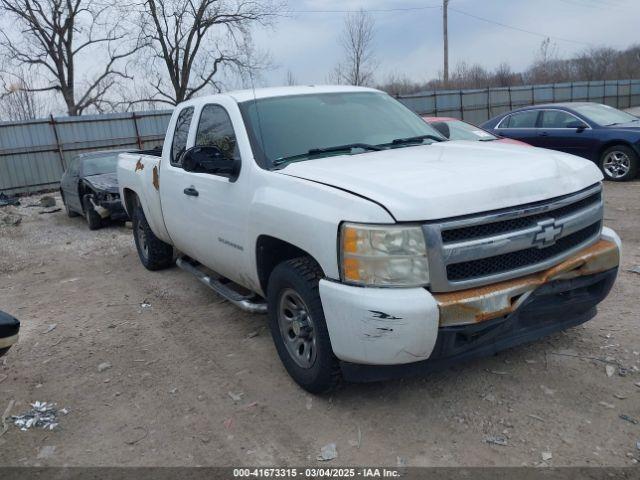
[118,86,621,393]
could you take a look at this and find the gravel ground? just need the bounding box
[0,183,639,467]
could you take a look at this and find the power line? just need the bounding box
[290,3,593,47]
[448,7,592,46]
[289,5,441,14]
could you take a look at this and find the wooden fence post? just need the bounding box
[486,87,491,120]
[132,112,143,149]
[49,115,65,171]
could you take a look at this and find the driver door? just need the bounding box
[537,109,596,159]
[160,102,250,286]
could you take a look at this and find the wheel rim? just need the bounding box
[277,288,317,369]
[603,151,631,179]
[136,221,149,260]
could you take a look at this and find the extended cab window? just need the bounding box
[171,107,194,166]
[196,104,239,159]
[500,110,539,128]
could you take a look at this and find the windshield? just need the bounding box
[82,154,118,176]
[240,92,444,168]
[432,120,498,141]
[572,104,638,126]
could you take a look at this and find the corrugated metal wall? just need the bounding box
[1,79,639,195]
[397,79,640,125]
[0,110,172,195]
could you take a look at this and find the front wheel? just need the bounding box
[267,257,341,394]
[131,205,174,271]
[83,194,102,230]
[599,145,638,182]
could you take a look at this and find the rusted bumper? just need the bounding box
[433,239,620,327]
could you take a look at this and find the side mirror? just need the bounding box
[431,122,451,139]
[566,121,587,132]
[182,146,240,181]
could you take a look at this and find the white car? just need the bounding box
[118,86,621,392]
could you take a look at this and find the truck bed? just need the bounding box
[117,151,172,244]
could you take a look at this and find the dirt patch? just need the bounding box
[0,186,639,467]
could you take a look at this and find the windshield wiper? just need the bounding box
[308,143,382,155]
[380,134,444,148]
[272,143,382,168]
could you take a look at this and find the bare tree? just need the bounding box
[333,9,376,86]
[285,69,297,86]
[492,62,520,87]
[0,68,53,120]
[136,0,280,106]
[0,0,144,116]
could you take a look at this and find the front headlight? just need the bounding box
[340,223,429,287]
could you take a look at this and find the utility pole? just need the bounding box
[443,0,449,85]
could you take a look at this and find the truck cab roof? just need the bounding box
[179,85,381,106]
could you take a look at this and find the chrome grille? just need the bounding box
[423,184,604,292]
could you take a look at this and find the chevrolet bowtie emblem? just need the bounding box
[533,219,563,248]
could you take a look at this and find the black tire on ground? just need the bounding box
[82,194,102,230]
[267,257,341,394]
[598,145,638,182]
[62,193,79,218]
[131,205,174,271]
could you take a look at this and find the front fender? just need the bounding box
[248,172,394,282]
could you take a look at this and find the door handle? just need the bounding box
[183,187,199,197]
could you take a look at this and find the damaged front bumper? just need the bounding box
[0,311,20,357]
[91,196,128,221]
[321,228,620,382]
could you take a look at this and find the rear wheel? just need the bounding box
[267,257,341,394]
[132,205,174,270]
[82,194,102,230]
[599,145,638,182]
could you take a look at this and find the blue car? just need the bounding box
[482,102,640,181]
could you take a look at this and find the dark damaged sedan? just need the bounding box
[60,150,129,229]
[481,103,640,181]
[0,311,20,357]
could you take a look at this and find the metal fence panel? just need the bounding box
[397,79,640,123]
[0,110,172,194]
[1,79,639,195]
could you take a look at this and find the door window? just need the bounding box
[540,110,586,128]
[171,107,195,167]
[195,104,239,160]
[500,110,539,128]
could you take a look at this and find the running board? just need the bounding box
[176,257,268,314]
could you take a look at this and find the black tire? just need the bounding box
[267,257,341,394]
[82,194,102,230]
[598,145,638,182]
[131,205,174,271]
[62,193,79,218]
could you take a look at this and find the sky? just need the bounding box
[253,0,640,87]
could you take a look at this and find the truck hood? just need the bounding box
[276,141,603,221]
